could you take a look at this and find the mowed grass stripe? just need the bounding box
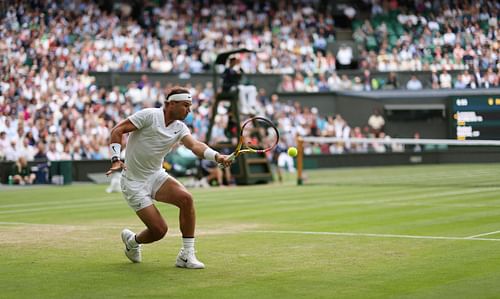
[199,188,496,225]
[0,185,110,203]
[1,182,488,214]
[0,196,123,209]
[194,183,403,199]
[196,186,426,210]
[307,164,500,178]
[306,165,499,187]
[198,187,499,220]
[201,178,496,234]
[0,200,123,215]
[200,182,460,204]
[203,187,499,237]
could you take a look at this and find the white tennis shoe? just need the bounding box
[121,229,142,263]
[175,248,205,269]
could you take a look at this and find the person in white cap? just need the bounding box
[107,86,233,269]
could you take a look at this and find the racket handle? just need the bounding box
[218,153,236,169]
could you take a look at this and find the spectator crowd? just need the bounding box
[0,0,499,170]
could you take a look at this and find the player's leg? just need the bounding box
[120,205,168,263]
[12,174,22,184]
[154,176,205,269]
[135,205,168,243]
[154,177,195,237]
[28,173,36,184]
[120,173,168,263]
[215,167,223,186]
[223,167,235,185]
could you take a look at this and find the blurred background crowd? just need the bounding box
[0,0,498,165]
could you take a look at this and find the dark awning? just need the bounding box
[214,48,255,65]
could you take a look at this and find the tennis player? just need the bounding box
[107,86,232,269]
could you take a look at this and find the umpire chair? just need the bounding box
[205,49,273,185]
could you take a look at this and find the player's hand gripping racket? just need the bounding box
[218,116,280,168]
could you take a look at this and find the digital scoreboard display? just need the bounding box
[451,95,500,140]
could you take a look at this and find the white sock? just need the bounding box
[128,234,139,248]
[183,237,195,250]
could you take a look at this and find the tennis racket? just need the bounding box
[219,116,280,168]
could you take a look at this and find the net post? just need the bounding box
[297,136,303,185]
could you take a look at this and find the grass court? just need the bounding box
[1,163,500,298]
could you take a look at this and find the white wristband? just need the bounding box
[203,148,218,162]
[110,143,121,158]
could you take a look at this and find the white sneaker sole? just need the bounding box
[176,259,205,269]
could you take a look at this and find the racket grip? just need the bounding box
[218,153,236,169]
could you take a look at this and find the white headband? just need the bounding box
[166,93,192,102]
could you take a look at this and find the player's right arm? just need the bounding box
[106,119,138,176]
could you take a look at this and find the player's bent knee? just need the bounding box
[179,192,194,209]
[150,223,168,240]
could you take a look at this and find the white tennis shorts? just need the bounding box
[120,170,170,212]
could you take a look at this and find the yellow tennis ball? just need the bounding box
[287,147,298,157]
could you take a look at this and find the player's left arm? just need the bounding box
[106,119,138,175]
[181,134,232,167]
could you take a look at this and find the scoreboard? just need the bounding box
[451,95,500,140]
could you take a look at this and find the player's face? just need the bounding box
[171,101,192,120]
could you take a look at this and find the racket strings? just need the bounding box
[241,118,279,151]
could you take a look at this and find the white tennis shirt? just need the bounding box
[124,108,190,181]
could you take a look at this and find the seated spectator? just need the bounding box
[4,140,18,161]
[199,160,232,187]
[454,74,468,89]
[327,72,342,91]
[0,132,9,160]
[406,75,423,90]
[293,73,306,92]
[430,69,440,89]
[362,69,373,91]
[339,74,352,90]
[352,76,364,91]
[34,142,48,161]
[383,72,399,90]
[471,66,483,89]
[10,156,35,185]
[439,69,452,89]
[483,67,498,88]
[317,74,330,92]
[280,75,295,92]
[461,70,473,87]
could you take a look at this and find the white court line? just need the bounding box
[2,222,499,241]
[465,230,500,239]
[248,230,500,242]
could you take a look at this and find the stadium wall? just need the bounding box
[302,148,500,170]
[279,89,500,139]
[1,149,499,184]
[91,72,499,140]
[90,70,466,92]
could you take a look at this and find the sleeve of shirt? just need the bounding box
[128,108,153,130]
[177,122,191,142]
